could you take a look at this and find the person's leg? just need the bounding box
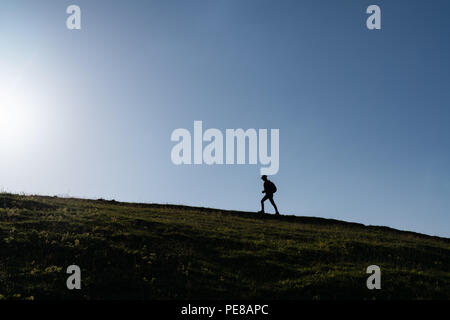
[269,196,280,215]
[260,195,269,213]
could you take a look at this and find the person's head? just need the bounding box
[261,175,268,181]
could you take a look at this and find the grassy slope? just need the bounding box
[0,193,449,300]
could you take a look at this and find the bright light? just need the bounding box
[0,89,39,152]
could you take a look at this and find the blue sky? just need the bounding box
[0,0,449,237]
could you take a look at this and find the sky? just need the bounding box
[0,0,449,237]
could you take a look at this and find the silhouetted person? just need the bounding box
[258,175,280,215]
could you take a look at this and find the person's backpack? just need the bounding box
[267,181,277,194]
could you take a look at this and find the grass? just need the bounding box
[0,193,449,300]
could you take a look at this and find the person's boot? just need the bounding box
[258,210,265,214]
[275,211,280,215]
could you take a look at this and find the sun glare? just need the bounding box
[0,89,38,151]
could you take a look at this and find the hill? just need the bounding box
[0,193,448,300]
